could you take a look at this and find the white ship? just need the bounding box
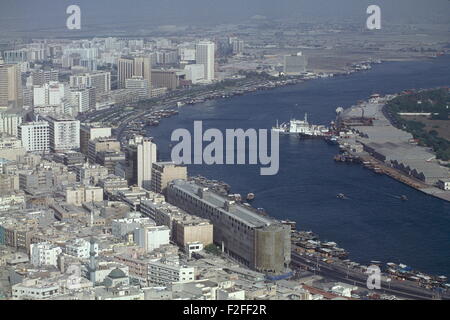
[272,113,329,137]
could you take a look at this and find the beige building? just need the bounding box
[151,70,179,90]
[151,162,187,194]
[172,216,213,248]
[0,62,23,109]
[88,137,121,163]
[0,133,25,161]
[79,123,111,155]
[65,185,104,206]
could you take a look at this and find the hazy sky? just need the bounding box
[1,0,449,32]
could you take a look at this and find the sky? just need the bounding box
[0,0,449,32]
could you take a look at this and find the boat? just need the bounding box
[400,195,408,201]
[336,193,347,199]
[325,136,339,145]
[272,113,329,137]
[246,193,255,201]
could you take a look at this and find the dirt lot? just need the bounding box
[401,115,450,141]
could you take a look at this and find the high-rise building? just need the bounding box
[151,70,180,90]
[18,121,50,152]
[117,58,134,89]
[0,62,23,109]
[124,135,157,190]
[195,41,215,82]
[40,114,80,152]
[33,81,68,107]
[133,56,152,97]
[0,110,22,137]
[31,69,59,86]
[283,52,308,75]
[69,72,111,97]
[69,87,96,113]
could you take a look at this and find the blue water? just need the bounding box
[148,55,450,277]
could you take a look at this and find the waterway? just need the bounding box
[147,55,450,277]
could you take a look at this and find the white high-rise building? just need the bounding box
[126,135,157,189]
[18,121,50,152]
[0,111,22,137]
[33,81,68,106]
[30,243,62,267]
[195,41,215,82]
[40,114,80,152]
[70,87,95,113]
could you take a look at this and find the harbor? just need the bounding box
[332,92,450,202]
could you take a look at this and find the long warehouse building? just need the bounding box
[166,179,291,275]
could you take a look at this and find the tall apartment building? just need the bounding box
[150,161,187,194]
[40,114,80,152]
[123,135,157,190]
[31,69,59,86]
[0,110,22,137]
[195,41,215,82]
[18,121,50,152]
[133,56,152,97]
[118,57,151,96]
[69,72,111,97]
[69,87,96,113]
[0,62,23,109]
[33,81,68,106]
[117,58,134,89]
[167,180,291,275]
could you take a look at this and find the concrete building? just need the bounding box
[283,52,307,75]
[69,72,111,97]
[184,64,205,84]
[124,135,157,189]
[65,185,104,206]
[133,56,152,97]
[30,242,63,267]
[167,180,291,275]
[134,225,170,253]
[151,69,180,90]
[117,58,134,89]
[40,114,80,152]
[18,121,50,152]
[33,81,68,107]
[196,41,215,82]
[79,123,111,155]
[125,77,149,100]
[0,62,23,109]
[87,137,121,164]
[69,87,96,113]
[150,161,187,194]
[0,110,23,137]
[0,133,25,161]
[32,69,59,86]
[65,238,99,259]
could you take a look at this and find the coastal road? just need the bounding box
[291,252,450,300]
